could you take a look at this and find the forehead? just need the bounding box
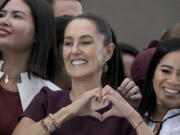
[53,0,82,17]
[65,19,101,38]
[158,50,180,68]
[2,0,31,13]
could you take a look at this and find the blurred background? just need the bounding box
[82,0,180,50]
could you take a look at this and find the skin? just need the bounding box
[0,0,35,92]
[0,0,35,53]
[53,0,83,17]
[63,19,109,80]
[152,50,180,121]
[122,53,135,79]
[13,18,148,135]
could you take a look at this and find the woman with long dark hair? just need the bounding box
[139,38,180,135]
[13,13,145,135]
[0,0,60,134]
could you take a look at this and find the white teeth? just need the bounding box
[72,60,87,65]
[0,30,7,34]
[164,88,179,94]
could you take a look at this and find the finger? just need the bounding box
[121,81,136,96]
[94,88,102,102]
[101,85,110,98]
[130,93,142,100]
[124,81,135,92]
[102,109,113,120]
[119,78,131,89]
[101,85,115,98]
[117,86,126,96]
[125,86,139,98]
[117,78,131,95]
[103,94,121,105]
[130,93,142,108]
[81,88,101,104]
[91,111,103,121]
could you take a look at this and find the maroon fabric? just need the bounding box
[131,40,159,83]
[0,85,23,135]
[21,87,137,135]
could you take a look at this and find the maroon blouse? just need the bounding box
[0,85,23,135]
[21,87,137,135]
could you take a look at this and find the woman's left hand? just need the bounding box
[101,85,134,119]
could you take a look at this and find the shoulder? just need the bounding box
[38,79,61,91]
[40,86,68,98]
[39,86,71,106]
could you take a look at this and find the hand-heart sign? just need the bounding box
[69,85,134,122]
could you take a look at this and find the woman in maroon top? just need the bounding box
[13,13,153,135]
[0,0,59,134]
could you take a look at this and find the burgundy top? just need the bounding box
[21,87,137,135]
[0,85,23,135]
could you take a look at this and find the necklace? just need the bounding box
[4,74,21,84]
[0,83,18,92]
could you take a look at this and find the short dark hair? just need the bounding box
[45,0,82,5]
[118,42,139,57]
[160,23,180,41]
[139,38,180,119]
[56,15,73,47]
[22,0,58,80]
[65,13,124,89]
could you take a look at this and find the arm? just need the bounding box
[13,88,102,135]
[13,107,72,135]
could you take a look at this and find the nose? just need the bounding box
[167,73,180,86]
[71,42,81,55]
[0,16,10,27]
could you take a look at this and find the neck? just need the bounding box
[70,73,102,101]
[1,51,31,77]
[153,104,169,121]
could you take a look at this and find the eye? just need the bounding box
[13,14,23,19]
[161,69,170,74]
[0,11,5,18]
[80,40,91,45]
[64,41,73,46]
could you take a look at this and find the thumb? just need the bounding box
[102,109,113,120]
[91,111,103,121]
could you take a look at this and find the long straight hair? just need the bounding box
[66,13,124,89]
[139,38,180,119]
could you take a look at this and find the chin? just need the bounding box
[163,101,180,110]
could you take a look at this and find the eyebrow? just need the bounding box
[64,36,73,40]
[160,64,172,69]
[0,10,26,16]
[12,10,26,15]
[80,35,93,39]
[64,35,93,40]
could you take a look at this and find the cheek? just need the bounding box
[18,24,35,44]
[153,71,160,93]
[153,70,166,96]
[96,46,106,64]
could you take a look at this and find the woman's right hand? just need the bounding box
[66,88,103,121]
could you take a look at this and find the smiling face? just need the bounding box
[63,19,113,80]
[153,50,180,109]
[0,0,35,53]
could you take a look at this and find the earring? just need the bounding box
[103,63,108,73]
